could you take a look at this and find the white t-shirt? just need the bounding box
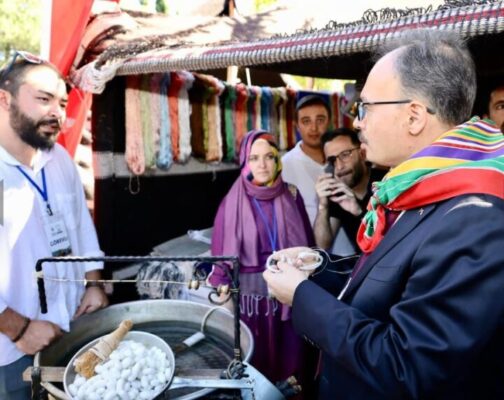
[0,144,103,366]
[281,141,324,226]
[330,228,358,256]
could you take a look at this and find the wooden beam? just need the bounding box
[22,366,65,383]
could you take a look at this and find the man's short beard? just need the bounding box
[348,161,366,188]
[9,100,59,150]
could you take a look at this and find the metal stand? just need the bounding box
[33,255,250,399]
[30,367,44,400]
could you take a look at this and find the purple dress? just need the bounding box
[209,130,317,392]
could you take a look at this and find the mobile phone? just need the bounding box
[324,162,335,178]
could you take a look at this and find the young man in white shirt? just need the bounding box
[0,52,108,399]
[282,94,330,225]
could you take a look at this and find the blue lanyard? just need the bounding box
[252,197,278,251]
[16,166,53,216]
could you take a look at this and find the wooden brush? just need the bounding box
[73,319,133,379]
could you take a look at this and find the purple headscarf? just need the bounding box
[238,130,282,186]
[211,129,313,268]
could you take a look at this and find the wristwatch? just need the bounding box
[85,280,105,290]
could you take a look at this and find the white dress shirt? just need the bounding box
[0,143,103,366]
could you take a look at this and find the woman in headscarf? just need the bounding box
[209,129,316,394]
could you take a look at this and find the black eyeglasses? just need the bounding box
[0,50,45,83]
[355,100,436,121]
[327,147,360,164]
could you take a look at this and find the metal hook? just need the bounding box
[128,174,140,195]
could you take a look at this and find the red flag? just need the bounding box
[49,0,93,76]
[49,0,93,157]
[57,89,93,157]
[49,0,123,156]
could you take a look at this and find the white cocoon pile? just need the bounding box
[68,340,172,400]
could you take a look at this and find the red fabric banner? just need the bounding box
[49,0,94,76]
[50,0,93,157]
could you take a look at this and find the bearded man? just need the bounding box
[314,128,385,255]
[0,52,108,399]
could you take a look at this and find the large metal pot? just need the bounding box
[35,299,253,399]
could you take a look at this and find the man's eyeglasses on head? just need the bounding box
[327,148,360,165]
[355,100,436,121]
[0,50,45,83]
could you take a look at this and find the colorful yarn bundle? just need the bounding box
[123,72,345,173]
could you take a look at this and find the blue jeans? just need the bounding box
[0,355,33,400]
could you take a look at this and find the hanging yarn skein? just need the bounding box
[149,74,163,167]
[125,75,145,175]
[157,73,173,170]
[177,71,195,163]
[140,75,156,169]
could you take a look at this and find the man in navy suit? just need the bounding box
[264,29,504,400]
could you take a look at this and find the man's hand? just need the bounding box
[315,173,334,206]
[267,247,313,268]
[329,182,362,216]
[263,261,308,306]
[15,320,62,355]
[73,287,109,319]
[316,173,362,215]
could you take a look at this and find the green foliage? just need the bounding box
[156,0,167,13]
[0,0,42,62]
[290,75,350,92]
[255,0,278,12]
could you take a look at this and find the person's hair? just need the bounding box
[376,29,476,126]
[0,60,64,97]
[321,128,361,148]
[473,78,504,117]
[295,94,331,120]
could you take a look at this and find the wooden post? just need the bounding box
[226,0,239,84]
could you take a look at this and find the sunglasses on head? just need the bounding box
[0,50,46,83]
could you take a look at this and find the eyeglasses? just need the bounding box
[327,147,360,165]
[0,50,45,83]
[355,100,436,121]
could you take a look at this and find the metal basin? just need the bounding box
[34,299,253,399]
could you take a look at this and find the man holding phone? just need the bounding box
[313,128,385,254]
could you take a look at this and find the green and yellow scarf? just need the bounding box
[357,117,504,253]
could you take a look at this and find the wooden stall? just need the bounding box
[70,0,504,300]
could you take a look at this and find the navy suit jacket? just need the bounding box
[292,194,504,399]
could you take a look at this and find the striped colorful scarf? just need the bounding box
[357,117,504,253]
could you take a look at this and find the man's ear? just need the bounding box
[407,101,429,136]
[0,89,12,111]
[358,146,367,161]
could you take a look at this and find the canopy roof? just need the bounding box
[72,0,504,93]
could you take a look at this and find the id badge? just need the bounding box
[43,212,73,256]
